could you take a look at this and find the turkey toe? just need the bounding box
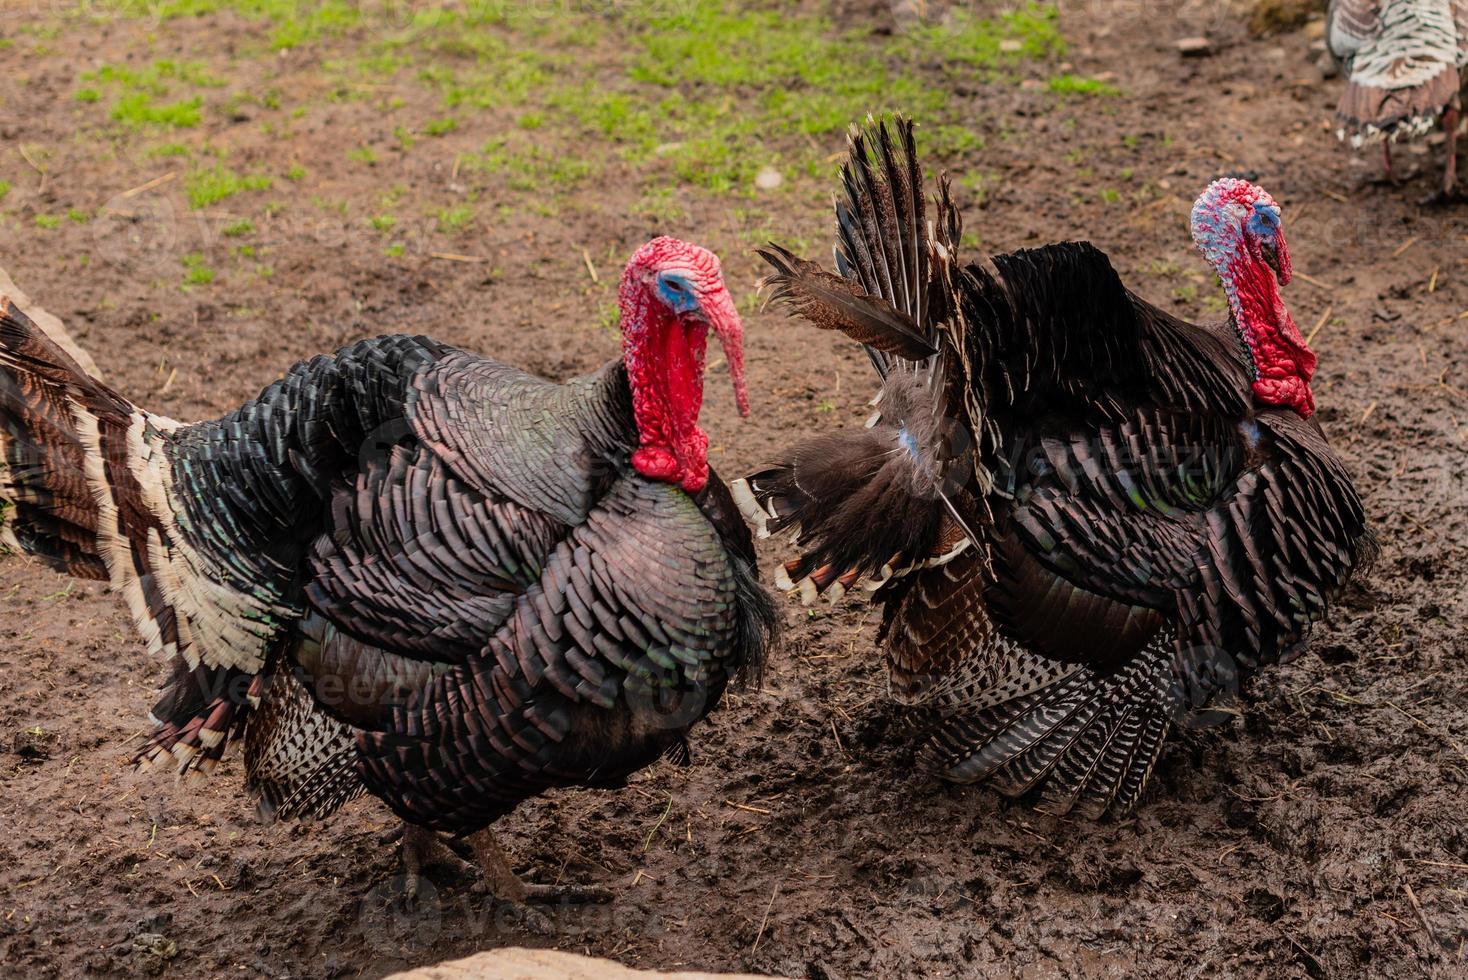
[465,828,609,906]
[400,823,480,885]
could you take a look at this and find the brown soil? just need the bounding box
[3,4,1466,979]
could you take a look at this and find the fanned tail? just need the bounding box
[1336,68,1460,145]
[745,114,978,601]
[0,298,124,578]
[757,114,960,377]
[2,296,268,782]
[731,374,962,604]
[756,243,935,361]
[920,643,1179,819]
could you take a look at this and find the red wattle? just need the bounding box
[623,291,712,493]
[1232,258,1317,418]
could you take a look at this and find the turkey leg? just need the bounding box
[1443,107,1459,198]
[394,823,478,901]
[1367,141,1405,188]
[1422,108,1462,205]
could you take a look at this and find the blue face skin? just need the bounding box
[1246,200,1281,242]
[656,271,701,315]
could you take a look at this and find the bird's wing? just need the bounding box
[302,440,566,661]
[289,348,641,725]
[408,350,633,527]
[756,115,950,377]
[1327,0,1384,63]
[355,474,748,832]
[991,408,1372,690]
[956,241,1250,422]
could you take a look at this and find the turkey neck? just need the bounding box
[619,280,711,494]
[1217,254,1317,418]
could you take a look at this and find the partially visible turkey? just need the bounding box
[736,117,1373,819]
[1327,0,1468,201]
[0,237,775,917]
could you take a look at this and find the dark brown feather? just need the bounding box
[756,244,935,360]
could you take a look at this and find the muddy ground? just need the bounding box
[2,2,1466,978]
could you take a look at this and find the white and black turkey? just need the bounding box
[1327,0,1468,200]
[736,117,1374,818]
[0,237,775,913]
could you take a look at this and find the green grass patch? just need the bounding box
[185,165,272,208]
[150,142,192,157]
[112,93,203,128]
[95,0,1071,212]
[0,182,10,202]
[181,251,215,286]
[222,219,255,236]
[80,59,224,130]
[1047,74,1120,97]
[906,5,1065,67]
[469,136,596,191]
[285,163,307,181]
[107,1,362,50]
[369,214,396,231]
[85,59,223,94]
[400,0,1064,192]
[435,205,476,234]
[34,214,60,229]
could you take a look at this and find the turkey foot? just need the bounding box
[1419,187,1462,206]
[466,828,613,905]
[396,823,480,902]
[1362,141,1417,187]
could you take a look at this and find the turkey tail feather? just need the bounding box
[2,297,280,781]
[922,643,1178,819]
[756,243,936,361]
[1335,68,1460,144]
[732,404,948,604]
[0,299,119,577]
[760,114,961,378]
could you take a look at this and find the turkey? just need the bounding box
[1327,0,1468,200]
[0,236,775,914]
[734,117,1373,818]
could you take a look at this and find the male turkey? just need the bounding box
[1327,0,1468,200]
[0,237,774,913]
[735,117,1373,818]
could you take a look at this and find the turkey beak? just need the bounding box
[701,287,749,417]
[1260,230,1291,287]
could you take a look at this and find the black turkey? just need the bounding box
[735,117,1373,818]
[0,236,775,914]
